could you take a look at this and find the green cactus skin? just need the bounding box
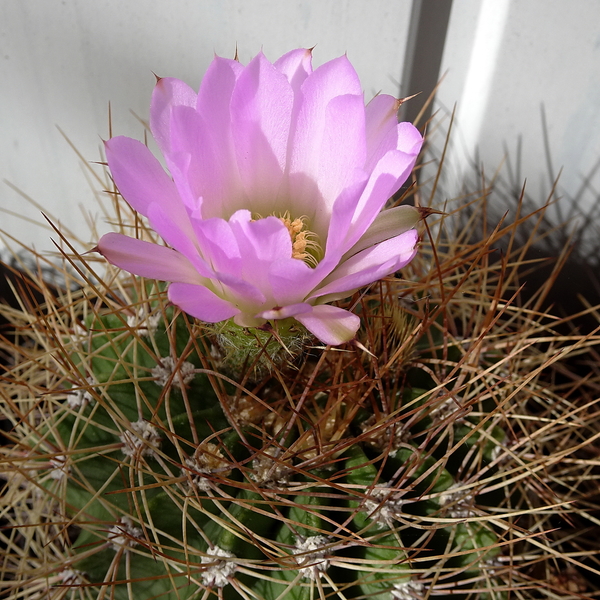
[32,299,505,600]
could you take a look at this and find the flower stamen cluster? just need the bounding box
[279,213,322,267]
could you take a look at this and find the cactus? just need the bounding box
[2,144,600,600]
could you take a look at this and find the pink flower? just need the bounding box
[97,49,423,346]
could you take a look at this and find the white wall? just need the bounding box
[0,0,414,254]
[3,0,600,259]
[434,0,600,230]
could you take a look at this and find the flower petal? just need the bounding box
[97,233,203,284]
[193,216,242,277]
[150,77,197,156]
[229,210,292,285]
[309,229,419,301]
[146,203,213,278]
[274,48,313,94]
[268,258,321,307]
[194,57,245,218]
[364,94,403,169]
[287,55,363,211]
[295,305,360,345]
[344,205,420,258]
[258,303,312,321]
[315,93,367,213]
[168,282,240,322]
[105,136,180,218]
[230,53,294,212]
[342,146,421,251]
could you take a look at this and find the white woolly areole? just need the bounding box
[127,307,160,337]
[120,420,161,457]
[108,516,143,551]
[49,454,70,480]
[293,535,330,579]
[184,442,232,492]
[68,323,88,347]
[363,485,405,526]
[58,568,85,585]
[201,546,238,587]
[250,447,292,487]
[67,376,96,409]
[438,483,476,519]
[152,356,196,388]
[392,579,425,600]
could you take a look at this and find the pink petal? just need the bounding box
[168,105,230,215]
[105,136,181,218]
[214,270,267,308]
[150,77,197,156]
[230,53,294,213]
[258,303,312,321]
[194,57,245,218]
[193,217,242,277]
[168,282,240,322]
[274,48,313,94]
[342,146,421,251]
[229,209,292,273]
[196,56,243,124]
[397,121,425,155]
[295,305,360,345]
[309,229,419,301]
[320,174,369,262]
[287,55,363,209]
[344,205,420,258]
[315,94,367,212]
[146,203,213,279]
[97,233,203,284]
[364,94,403,170]
[268,258,321,307]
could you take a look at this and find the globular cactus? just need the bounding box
[2,192,600,600]
[5,263,505,599]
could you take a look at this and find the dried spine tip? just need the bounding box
[200,546,238,587]
[152,356,196,388]
[108,517,143,551]
[293,536,331,579]
[120,419,161,457]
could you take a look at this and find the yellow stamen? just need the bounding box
[279,214,322,267]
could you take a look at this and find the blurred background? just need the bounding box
[1,0,600,256]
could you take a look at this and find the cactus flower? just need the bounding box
[97,49,423,345]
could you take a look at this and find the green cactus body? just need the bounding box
[25,290,508,600]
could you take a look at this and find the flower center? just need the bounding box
[253,212,323,268]
[279,213,322,267]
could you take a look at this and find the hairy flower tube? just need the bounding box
[97,49,423,345]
